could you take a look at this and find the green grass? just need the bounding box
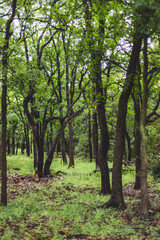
[0,154,159,239]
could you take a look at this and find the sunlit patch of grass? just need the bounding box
[7,154,34,175]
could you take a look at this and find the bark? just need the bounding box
[61,131,67,164]
[133,93,141,189]
[12,127,16,155]
[21,137,25,154]
[0,141,1,170]
[88,112,93,162]
[140,38,150,220]
[1,0,17,206]
[25,126,30,156]
[93,112,99,168]
[105,38,142,208]
[33,133,38,171]
[126,130,131,162]
[88,1,111,194]
[7,137,11,155]
[68,120,75,168]
[44,110,83,176]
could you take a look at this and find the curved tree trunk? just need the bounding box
[105,38,142,208]
[44,110,83,175]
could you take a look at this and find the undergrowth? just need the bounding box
[0,154,159,239]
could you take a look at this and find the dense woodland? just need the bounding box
[0,0,160,229]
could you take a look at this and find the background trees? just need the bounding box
[0,0,160,219]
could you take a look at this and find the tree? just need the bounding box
[1,0,17,206]
[83,0,111,194]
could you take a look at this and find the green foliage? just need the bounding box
[151,154,160,181]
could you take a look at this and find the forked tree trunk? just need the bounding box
[44,110,83,175]
[105,38,142,208]
[140,37,150,220]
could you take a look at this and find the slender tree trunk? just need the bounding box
[133,95,141,189]
[140,37,150,220]
[33,133,38,172]
[25,126,30,156]
[88,111,92,162]
[0,141,1,170]
[93,112,99,168]
[105,38,142,208]
[12,128,16,155]
[126,130,131,162]
[68,120,74,168]
[44,110,82,175]
[1,0,17,206]
[21,137,25,154]
[37,138,44,177]
[61,131,67,164]
[7,137,11,155]
[16,139,19,155]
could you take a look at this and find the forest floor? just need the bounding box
[0,155,160,240]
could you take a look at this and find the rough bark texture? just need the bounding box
[105,38,142,208]
[1,0,17,206]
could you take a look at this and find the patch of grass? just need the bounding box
[0,155,159,239]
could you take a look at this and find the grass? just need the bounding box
[0,154,159,239]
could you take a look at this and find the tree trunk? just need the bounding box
[68,120,74,168]
[93,112,99,168]
[7,137,11,155]
[126,130,131,162]
[88,111,92,162]
[133,94,141,189]
[105,38,142,208]
[12,128,16,155]
[37,138,44,177]
[61,131,67,164]
[1,0,17,206]
[97,102,111,194]
[25,126,30,156]
[140,37,150,220]
[0,141,1,170]
[21,137,25,154]
[33,133,38,172]
[44,110,82,175]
